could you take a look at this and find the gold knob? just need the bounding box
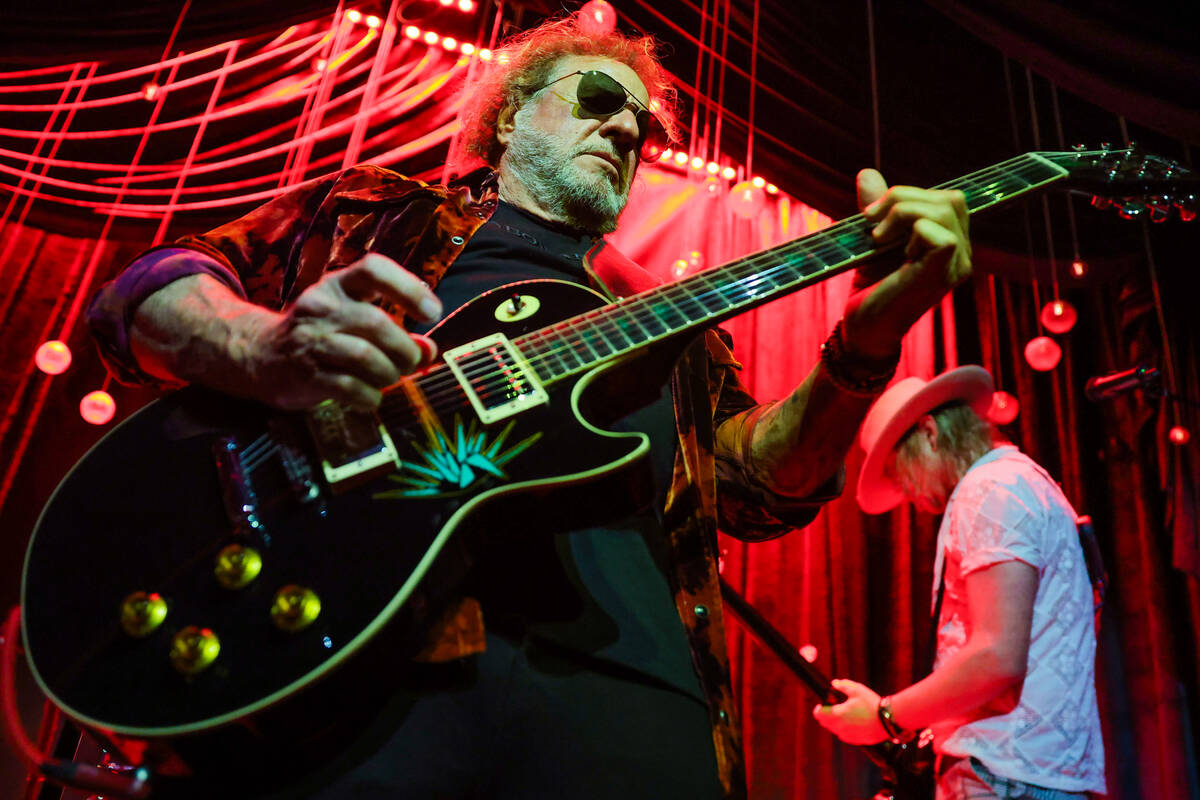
[119,591,168,638]
[214,544,263,589]
[169,626,221,675]
[270,585,321,632]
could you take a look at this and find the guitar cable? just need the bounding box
[2,606,152,800]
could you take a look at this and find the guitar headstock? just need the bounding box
[1046,144,1198,223]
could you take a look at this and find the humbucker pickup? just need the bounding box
[305,401,402,490]
[443,333,548,424]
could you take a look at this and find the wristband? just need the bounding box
[877,695,913,744]
[819,320,899,397]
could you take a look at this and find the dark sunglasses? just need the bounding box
[535,69,665,157]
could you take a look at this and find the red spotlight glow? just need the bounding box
[728,181,767,219]
[988,390,1020,425]
[80,390,116,425]
[34,340,72,375]
[1024,336,1062,371]
[1169,426,1191,446]
[578,0,617,35]
[1040,299,1078,334]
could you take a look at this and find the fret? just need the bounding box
[647,295,689,330]
[631,304,670,338]
[506,152,1098,387]
[687,274,735,315]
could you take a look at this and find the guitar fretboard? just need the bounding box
[507,152,1070,384]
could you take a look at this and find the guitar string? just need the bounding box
[375,154,1068,429]
[246,152,1103,474]
[382,153,1062,417]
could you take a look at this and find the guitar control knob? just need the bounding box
[270,585,321,632]
[214,544,263,589]
[169,626,221,675]
[119,591,168,638]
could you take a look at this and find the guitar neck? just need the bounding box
[719,577,844,704]
[513,152,1072,384]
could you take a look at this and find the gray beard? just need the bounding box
[503,119,630,234]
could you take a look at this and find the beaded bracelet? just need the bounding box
[819,320,899,397]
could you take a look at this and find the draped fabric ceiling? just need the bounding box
[1,2,1198,799]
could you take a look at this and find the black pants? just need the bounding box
[266,632,723,799]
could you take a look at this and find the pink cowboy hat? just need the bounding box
[856,365,994,514]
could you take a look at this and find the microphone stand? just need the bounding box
[719,578,933,800]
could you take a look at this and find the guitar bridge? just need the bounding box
[443,333,548,424]
[305,402,401,491]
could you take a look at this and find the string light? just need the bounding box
[1040,299,1077,334]
[365,15,381,29]
[1023,336,1062,372]
[346,9,362,22]
[80,390,116,425]
[34,340,72,375]
[988,391,1020,425]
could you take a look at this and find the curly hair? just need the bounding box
[453,15,679,171]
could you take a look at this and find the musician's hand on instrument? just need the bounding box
[811,678,888,745]
[244,253,442,410]
[841,168,972,360]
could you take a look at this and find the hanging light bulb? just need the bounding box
[1070,259,1088,278]
[727,180,767,219]
[1024,336,1062,371]
[1169,426,1191,446]
[34,340,72,375]
[578,0,617,36]
[988,390,1020,424]
[1040,299,1078,334]
[80,390,116,425]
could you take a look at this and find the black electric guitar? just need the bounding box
[720,578,933,800]
[18,149,1194,793]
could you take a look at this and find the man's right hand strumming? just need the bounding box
[130,253,443,411]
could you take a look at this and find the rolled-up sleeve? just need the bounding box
[707,329,845,541]
[86,246,245,386]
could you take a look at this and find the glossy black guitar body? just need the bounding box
[20,279,666,795]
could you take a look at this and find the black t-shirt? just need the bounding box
[414,201,702,700]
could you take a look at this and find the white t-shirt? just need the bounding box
[930,446,1106,794]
